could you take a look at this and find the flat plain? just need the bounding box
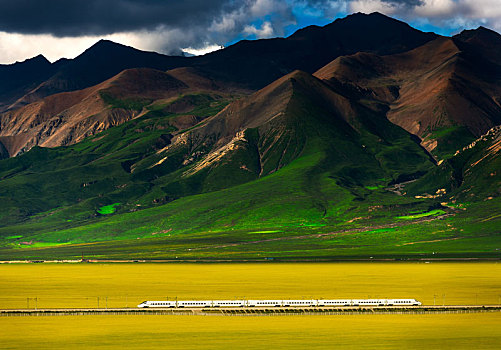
[1,262,500,349]
[1,262,500,308]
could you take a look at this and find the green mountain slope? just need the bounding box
[406,126,501,201]
[0,90,233,226]
[0,70,464,259]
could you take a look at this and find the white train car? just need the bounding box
[247,300,282,307]
[316,299,351,306]
[282,300,316,307]
[212,300,246,307]
[351,299,387,306]
[138,301,176,308]
[177,300,212,308]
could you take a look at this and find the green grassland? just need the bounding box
[0,78,499,260]
[97,203,120,215]
[396,209,445,220]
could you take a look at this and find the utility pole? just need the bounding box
[27,298,29,309]
[433,294,437,306]
[442,294,445,306]
[106,297,108,309]
[97,297,100,308]
[35,297,38,310]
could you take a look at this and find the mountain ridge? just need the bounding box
[0,12,438,114]
[313,34,501,159]
[0,66,240,157]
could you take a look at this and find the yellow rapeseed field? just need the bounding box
[1,314,500,349]
[0,262,500,308]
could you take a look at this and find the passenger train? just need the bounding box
[138,298,422,308]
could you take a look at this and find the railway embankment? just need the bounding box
[1,306,500,317]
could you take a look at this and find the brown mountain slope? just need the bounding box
[5,40,187,112]
[181,69,359,154]
[314,34,501,158]
[154,69,431,194]
[0,68,233,157]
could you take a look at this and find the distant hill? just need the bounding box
[192,12,437,89]
[314,34,501,159]
[0,67,239,157]
[0,12,436,113]
[0,55,58,111]
[5,40,188,112]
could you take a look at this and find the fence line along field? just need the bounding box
[0,262,500,309]
[1,313,501,349]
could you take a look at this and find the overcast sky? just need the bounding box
[0,0,499,64]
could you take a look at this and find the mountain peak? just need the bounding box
[453,25,501,64]
[83,39,134,54]
[332,11,410,26]
[28,54,50,63]
[1,54,50,68]
[455,25,501,40]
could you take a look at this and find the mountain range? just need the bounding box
[0,12,499,260]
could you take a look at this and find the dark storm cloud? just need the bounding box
[0,0,498,64]
[305,0,421,4]
[301,0,423,8]
[0,0,232,36]
[0,0,498,39]
[0,0,424,37]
